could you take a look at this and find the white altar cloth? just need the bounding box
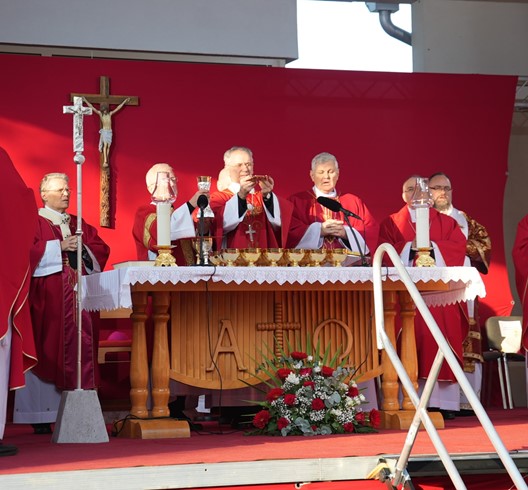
[81,265,486,312]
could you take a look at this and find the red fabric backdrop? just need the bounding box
[0,54,517,321]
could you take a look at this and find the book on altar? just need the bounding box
[112,260,155,269]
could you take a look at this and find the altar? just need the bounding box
[83,265,485,437]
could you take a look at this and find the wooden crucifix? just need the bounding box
[71,76,138,227]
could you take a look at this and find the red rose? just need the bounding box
[253,410,271,429]
[300,367,312,376]
[291,351,308,360]
[369,409,381,428]
[276,368,293,380]
[277,417,290,430]
[347,386,359,397]
[266,388,284,401]
[354,411,366,424]
[303,380,315,389]
[311,397,325,411]
[284,393,297,406]
[321,366,334,377]
[343,422,355,433]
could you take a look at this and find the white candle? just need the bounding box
[156,202,171,246]
[415,206,430,249]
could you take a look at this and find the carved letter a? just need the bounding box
[206,320,248,372]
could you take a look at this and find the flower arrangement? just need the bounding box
[247,349,380,436]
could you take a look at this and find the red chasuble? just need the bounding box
[132,204,195,265]
[209,190,293,250]
[0,148,38,389]
[378,205,467,382]
[30,214,110,390]
[287,190,379,254]
[512,214,528,350]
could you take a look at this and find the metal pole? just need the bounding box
[74,152,85,390]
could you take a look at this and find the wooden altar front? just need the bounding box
[82,266,485,438]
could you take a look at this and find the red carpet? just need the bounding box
[1,409,527,489]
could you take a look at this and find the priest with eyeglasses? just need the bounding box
[13,172,110,435]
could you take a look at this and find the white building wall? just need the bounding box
[412,0,528,76]
[0,0,298,65]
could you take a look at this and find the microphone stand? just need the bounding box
[342,214,369,266]
[198,207,205,266]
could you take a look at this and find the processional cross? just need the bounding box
[71,76,138,227]
[63,97,92,154]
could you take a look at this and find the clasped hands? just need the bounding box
[321,219,346,238]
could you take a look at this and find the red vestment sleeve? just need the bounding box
[0,147,38,389]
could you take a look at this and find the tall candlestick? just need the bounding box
[415,206,430,249]
[157,202,171,246]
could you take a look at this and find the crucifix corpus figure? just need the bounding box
[71,76,138,227]
[83,97,129,168]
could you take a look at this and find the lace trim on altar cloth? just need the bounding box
[81,266,485,312]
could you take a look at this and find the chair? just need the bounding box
[98,330,132,364]
[483,316,525,409]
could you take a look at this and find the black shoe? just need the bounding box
[458,409,475,417]
[0,444,18,456]
[439,410,456,420]
[32,423,52,434]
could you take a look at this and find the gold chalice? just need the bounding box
[310,249,327,267]
[209,251,224,266]
[266,248,284,267]
[242,248,261,267]
[192,237,213,265]
[288,249,306,267]
[221,248,240,266]
[330,248,348,267]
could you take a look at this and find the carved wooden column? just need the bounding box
[129,290,149,418]
[380,290,399,414]
[151,291,171,418]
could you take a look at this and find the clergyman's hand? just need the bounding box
[188,190,210,208]
[61,235,77,252]
[321,219,346,238]
[238,175,255,199]
[259,175,274,198]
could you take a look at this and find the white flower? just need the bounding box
[285,372,300,385]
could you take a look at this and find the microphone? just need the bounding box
[316,196,363,221]
[196,194,209,266]
[316,196,369,266]
[197,194,209,210]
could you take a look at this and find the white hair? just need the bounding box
[311,152,339,171]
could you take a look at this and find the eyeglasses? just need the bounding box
[228,161,254,168]
[46,188,71,194]
[429,185,452,192]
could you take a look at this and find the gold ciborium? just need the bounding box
[221,248,240,266]
[192,237,213,265]
[288,249,306,267]
[242,248,261,267]
[310,249,327,267]
[266,248,284,267]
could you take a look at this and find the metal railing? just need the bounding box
[371,243,527,490]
